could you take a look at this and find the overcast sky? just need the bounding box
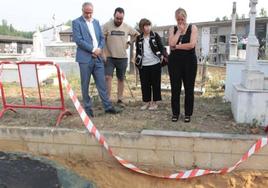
[1,0,268,31]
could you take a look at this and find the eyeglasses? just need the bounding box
[83,9,93,14]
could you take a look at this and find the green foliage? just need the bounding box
[251,118,262,128]
[0,19,33,38]
[65,20,72,27]
[215,17,220,22]
[222,16,228,21]
[259,8,267,17]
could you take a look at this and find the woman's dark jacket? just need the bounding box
[135,31,165,68]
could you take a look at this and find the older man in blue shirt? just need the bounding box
[72,2,120,117]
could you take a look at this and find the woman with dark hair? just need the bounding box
[168,8,198,123]
[135,18,164,110]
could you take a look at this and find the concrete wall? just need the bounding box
[225,60,268,101]
[1,126,268,171]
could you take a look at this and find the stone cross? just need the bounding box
[231,2,237,35]
[241,0,264,90]
[249,0,257,36]
[32,27,45,57]
[229,1,238,60]
[245,0,259,70]
[52,14,61,42]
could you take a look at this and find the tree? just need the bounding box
[2,19,8,27]
[9,24,15,33]
[65,20,72,27]
[0,19,33,38]
[259,8,267,17]
[241,14,246,19]
[222,16,228,21]
[215,17,220,22]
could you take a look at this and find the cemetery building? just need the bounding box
[59,27,73,43]
[59,17,268,65]
[0,35,32,54]
[154,17,268,65]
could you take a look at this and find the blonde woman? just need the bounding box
[168,8,198,122]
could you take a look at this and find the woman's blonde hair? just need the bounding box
[175,8,187,19]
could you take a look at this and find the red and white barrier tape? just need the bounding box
[59,68,268,179]
[0,63,3,97]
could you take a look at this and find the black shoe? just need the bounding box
[117,99,123,104]
[184,116,191,123]
[171,115,179,122]
[105,107,122,114]
[117,99,125,108]
[85,109,94,118]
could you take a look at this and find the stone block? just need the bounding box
[231,140,256,154]
[234,154,268,170]
[105,134,121,147]
[156,137,194,152]
[112,148,138,163]
[0,127,15,140]
[120,135,156,149]
[194,138,232,153]
[193,152,211,169]
[0,127,54,143]
[174,151,194,168]
[53,129,87,145]
[22,128,54,143]
[137,149,174,166]
[39,143,69,157]
[38,143,56,155]
[26,142,39,154]
[69,145,102,161]
[211,153,234,169]
[85,134,99,146]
